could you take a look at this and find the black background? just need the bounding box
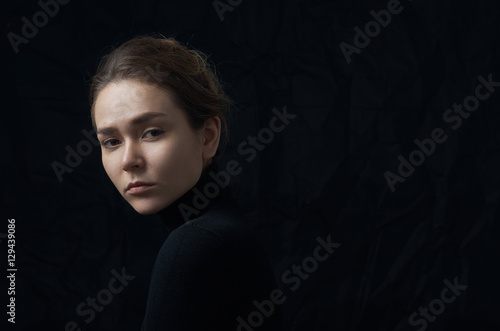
[2,0,500,330]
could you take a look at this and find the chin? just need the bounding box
[128,196,178,215]
[134,208,159,216]
[129,200,165,215]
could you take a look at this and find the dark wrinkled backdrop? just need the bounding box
[2,0,500,330]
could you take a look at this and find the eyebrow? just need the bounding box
[97,112,167,135]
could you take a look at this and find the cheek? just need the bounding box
[152,143,196,173]
[101,153,119,183]
[151,136,203,181]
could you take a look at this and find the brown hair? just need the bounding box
[89,35,231,159]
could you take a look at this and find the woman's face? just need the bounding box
[94,79,215,215]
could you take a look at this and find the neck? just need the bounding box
[157,161,230,232]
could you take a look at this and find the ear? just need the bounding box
[201,116,221,165]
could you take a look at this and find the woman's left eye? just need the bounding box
[144,129,164,139]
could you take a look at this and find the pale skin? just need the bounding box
[94,79,221,215]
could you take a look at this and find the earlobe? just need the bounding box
[202,117,221,161]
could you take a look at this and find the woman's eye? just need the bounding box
[144,129,164,139]
[102,139,120,148]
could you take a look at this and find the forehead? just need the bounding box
[94,79,179,128]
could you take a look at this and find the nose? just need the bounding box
[121,141,145,171]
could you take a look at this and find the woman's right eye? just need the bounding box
[101,139,121,149]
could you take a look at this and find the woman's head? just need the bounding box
[89,36,230,215]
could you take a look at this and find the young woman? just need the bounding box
[89,36,282,330]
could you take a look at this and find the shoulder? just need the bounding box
[142,199,283,330]
[156,198,260,267]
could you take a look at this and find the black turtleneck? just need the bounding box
[141,163,283,331]
[156,162,232,233]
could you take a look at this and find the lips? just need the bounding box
[126,181,155,194]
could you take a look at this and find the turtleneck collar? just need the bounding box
[157,161,231,233]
